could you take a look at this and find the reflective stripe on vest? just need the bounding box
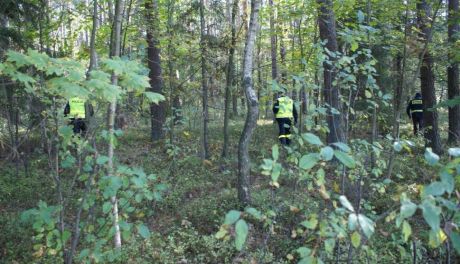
[275,97,293,118]
[69,97,86,119]
[410,99,423,114]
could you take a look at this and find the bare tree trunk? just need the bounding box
[223,0,238,158]
[108,0,123,249]
[200,0,210,159]
[146,0,166,141]
[269,0,277,112]
[417,0,442,154]
[317,0,345,144]
[238,0,260,206]
[448,0,460,144]
[88,0,98,73]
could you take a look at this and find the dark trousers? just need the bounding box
[276,118,292,145]
[411,112,423,135]
[70,118,87,135]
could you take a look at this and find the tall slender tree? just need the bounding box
[108,0,123,249]
[269,0,278,99]
[317,0,345,144]
[146,0,166,141]
[417,0,442,154]
[200,0,210,159]
[223,0,238,158]
[238,0,260,206]
[448,0,460,144]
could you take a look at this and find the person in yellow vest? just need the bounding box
[406,92,423,135]
[64,97,94,135]
[273,92,298,145]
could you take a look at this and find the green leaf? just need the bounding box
[339,195,354,212]
[301,217,318,230]
[348,213,358,231]
[271,163,282,182]
[296,247,312,258]
[324,238,336,253]
[351,231,361,248]
[7,50,30,67]
[400,199,417,219]
[424,148,439,166]
[420,199,441,231]
[320,146,334,161]
[351,41,359,52]
[245,207,262,220]
[78,249,90,259]
[357,10,365,23]
[440,171,454,194]
[215,229,227,239]
[402,220,411,242]
[334,151,356,168]
[96,156,110,165]
[137,224,150,239]
[424,182,446,196]
[298,257,315,264]
[102,202,112,214]
[364,90,372,98]
[235,219,249,251]
[299,154,319,170]
[272,144,279,160]
[451,232,460,254]
[358,214,375,238]
[144,91,166,104]
[224,210,241,225]
[332,142,351,153]
[302,133,323,146]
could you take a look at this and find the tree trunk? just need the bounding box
[200,0,210,159]
[146,0,166,141]
[269,0,277,106]
[88,0,98,73]
[238,0,260,206]
[417,0,442,154]
[448,0,460,144]
[317,0,345,144]
[108,0,123,249]
[223,0,238,158]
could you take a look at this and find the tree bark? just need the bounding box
[223,0,238,158]
[238,0,260,206]
[317,0,345,144]
[417,0,442,154]
[448,0,460,144]
[200,0,210,159]
[88,0,98,73]
[108,0,123,249]
[146,0,166,141]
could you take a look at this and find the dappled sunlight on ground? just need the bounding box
[257,118,275,126]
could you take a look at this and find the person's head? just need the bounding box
[415,92,422,99]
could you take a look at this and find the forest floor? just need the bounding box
[0,115,450,263]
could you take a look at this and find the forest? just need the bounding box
[1,0,460,263]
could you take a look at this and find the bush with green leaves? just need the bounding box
[1,49,167,263]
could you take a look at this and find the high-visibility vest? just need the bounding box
[275,96,293,118]
[69,97,86,119]
[410,99,423,114]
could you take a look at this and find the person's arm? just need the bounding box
[64,102,70,117]
[273,100,279,115]
[293,103,298,124]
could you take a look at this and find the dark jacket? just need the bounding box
[406,95,423,118]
